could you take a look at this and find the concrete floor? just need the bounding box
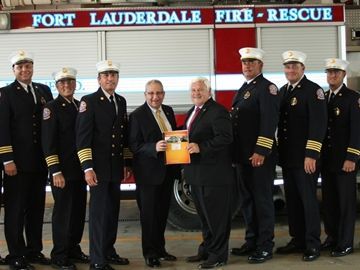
[1,198,360,270]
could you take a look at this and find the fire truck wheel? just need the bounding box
[167,169,241,232]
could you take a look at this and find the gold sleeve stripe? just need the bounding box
[45,155,60,167]
[256,142,273,149]
[257,136,274,144]
[77,148,92,163]
[0,145,13,154]
[306,140,322,147]
[347,147,360,156]
[256,137,273,149]
[123,147,133,159]
[306,140,322,152]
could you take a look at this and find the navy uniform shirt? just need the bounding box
[76,88,130,182]
[41,95,83,181]
[321,84,360,171]
[277,75,327,168]
[231,74,280,164]
[0,80,53,172]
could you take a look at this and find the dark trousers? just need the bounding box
[51,180,87,261]
[282,168,321,249]
[321,170,357,249]
[236,158,275,252]
[191,185,231,263]
[136,171,172,258]
[3,171,47,259]
[89,181,120,265]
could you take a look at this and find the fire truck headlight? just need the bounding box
[0,13,10,30]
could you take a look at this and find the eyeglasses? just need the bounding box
[145,91,164,96]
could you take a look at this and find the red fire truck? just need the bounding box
[0,2,354,230]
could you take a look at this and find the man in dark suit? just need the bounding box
[76,60,131,270]
[42,67,89,270]
[184,77,233,269]
[320,58,360,257]
[230,47,280,263]
[0,50,53,270]
[129,79,179,268]
[276,51,327,262]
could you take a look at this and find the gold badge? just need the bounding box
[334,107,340,116]
[244,91,251,99]
[62,67,68,74]
[290,97,297,106]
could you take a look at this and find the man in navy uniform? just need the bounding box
[0,165,6,265]
[42,67,89,270]
[76,60,131,270]
[0,50,53,270]
[276,51,327,262]
[230,47,280,263]
[320,58,360,257]
[184,78,233,269]
[129,79,179,268]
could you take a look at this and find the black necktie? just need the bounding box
[27,85,35,104]
[329,92,335,103]
[109,95,117,116]
[284,85,293,99]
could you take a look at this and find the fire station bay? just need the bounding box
[1,0,360,269]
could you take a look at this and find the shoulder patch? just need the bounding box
[43,108,51,120]
[269,84,278,95]
[316,89,325,100]
[79,101,87,113]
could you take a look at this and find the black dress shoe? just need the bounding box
[276,240,304,254]
[105,254,129,265]
[26,253,51,265]
[231,243,256,256]
[186,254,208,263]
[248,250,273,264]
[51,259,77,270]
[9,257,34,270]
[145,258,161,268]
[69,251,90,263]
[321,237,336,251]
[159,252,177,261]
[303,248,320,261]
[330,247,353,257]
[89,264,115,270]
[198,261,226,269]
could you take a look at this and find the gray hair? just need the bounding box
[190,77,211,92]
[145,79,164,92]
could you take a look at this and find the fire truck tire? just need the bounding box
[167,170,241,232]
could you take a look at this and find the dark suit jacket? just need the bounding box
[183,98,233,186]
[0,80,53,172]
[76,88,129,182]
[277,76,327,168]
[129,102,179,185]
[42,95,83,181]
[321,84,360,172]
